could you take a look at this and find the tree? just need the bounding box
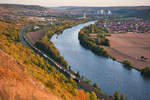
[81,75,84,80]
[93,83,98,89]
[141,67,150,77]
[90,92,97,100]
[78,90,86,100]
[120,93,125,100]
[140,56,147,61]
[141,56,145,61]
[123,60,132,67]
[69,66,71,71]
[72,88,78,96]
[76,71,80,78]
[69,77,74,83]
[113,91,120,100]
[85,78,92,84]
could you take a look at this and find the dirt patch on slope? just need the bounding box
[104,33,150,69]
[0,49,62,100]
[27,28,47,44]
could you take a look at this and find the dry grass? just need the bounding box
[104,33,150,69]
[0,49,62,100]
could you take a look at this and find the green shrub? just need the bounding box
[123,60,132,68]
[76,71,80,78]
[93,83,98,89]
[141,67,150,77]
[71,88,78,96]
[45,80,56,89]
[85,78,92,84]
[113,91,120,100]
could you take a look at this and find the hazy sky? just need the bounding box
[0,0,150,7]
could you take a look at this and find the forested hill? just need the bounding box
[0,4,48,11]
[60,6,150,11]
[58,6,150,19]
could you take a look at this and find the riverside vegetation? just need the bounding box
[28,19,127,100]
[0,17,102,100]
[35,19,88,68]
[79,21,109,57]
[79,20,150,78]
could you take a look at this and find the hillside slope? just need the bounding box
[0,49,62,100]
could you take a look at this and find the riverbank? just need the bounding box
[78,33,109,57]
[51,20,150,100]
[25,21,113,100]
[78,22,109,57]
[104,33,150,70]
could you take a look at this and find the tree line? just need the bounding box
[0,18,101,100]
[78,22,110,57]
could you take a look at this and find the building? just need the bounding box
[83,13,86,19]
[88,33,97,38]
[108,10,112,15]
[34,26,39,30]
[100,9,104,15]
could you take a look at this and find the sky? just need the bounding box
[0,0,150,7]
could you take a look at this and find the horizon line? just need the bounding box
[0,3,150,8]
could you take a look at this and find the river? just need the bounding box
[51,21,150,100]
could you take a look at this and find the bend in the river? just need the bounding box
[51,21,150,100]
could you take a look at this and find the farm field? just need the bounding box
[104,33,150,69]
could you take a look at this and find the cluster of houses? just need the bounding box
[88,33,104,44]
[16,10,52,17]
[98,19,150,33]
[88,33,97,38]
[28,17,56,22]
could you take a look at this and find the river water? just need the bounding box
[51,21,150,100]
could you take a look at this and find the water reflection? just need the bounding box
[51,21,150,100]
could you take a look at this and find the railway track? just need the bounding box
[19,26,79,82]
[19,26,113,100]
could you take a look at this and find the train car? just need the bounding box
[43,53,48,58]
[73,78,80,83]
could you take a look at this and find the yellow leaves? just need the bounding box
[90,92,97,100]
[0,20,93,100]
[78,90,86,100]
[72,88,79,96]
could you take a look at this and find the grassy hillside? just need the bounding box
[0,16,100,100]
[0,49,62,100]
[35,19,87,68]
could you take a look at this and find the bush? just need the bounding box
[93,83,98,89]
[90,92,97,100]
[76,71,80,78]
[45,80,56,89]
[71,88,78,96]
[85,78,92,84]
[120,93,125,100]
[78,33,109,57]
[123,60,132,68]
[113,91,120,100]
[141,67,150,78]
[35,39,68,68]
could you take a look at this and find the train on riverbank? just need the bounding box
[21,30,80,83]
